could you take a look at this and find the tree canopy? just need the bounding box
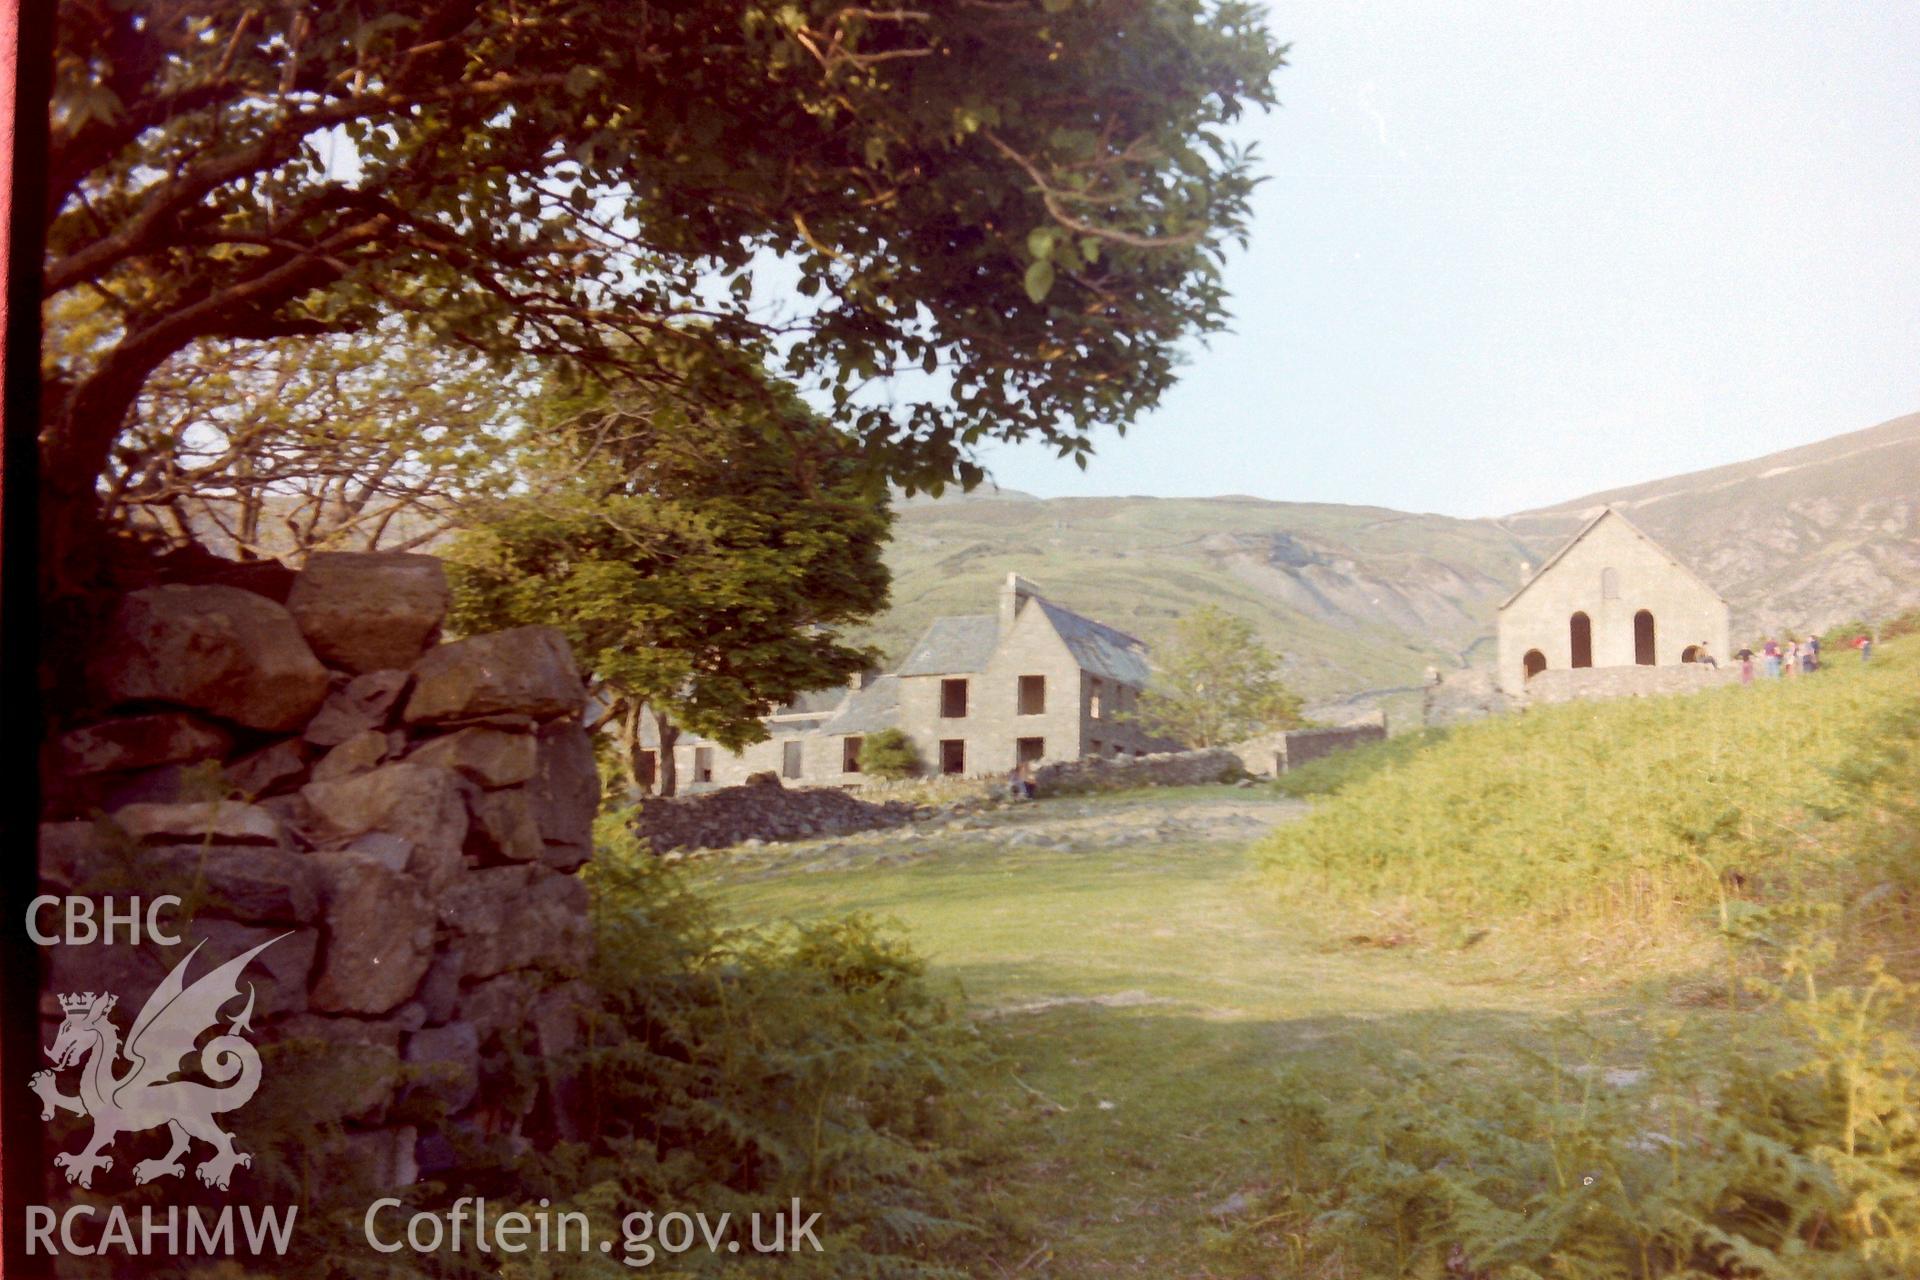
[44,0,1285,583]
[100,328,527,562]
[1135,605,1304,747]
[446,359,892,795]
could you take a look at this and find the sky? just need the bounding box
[972,2,1920,518]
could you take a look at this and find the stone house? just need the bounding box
[647,573,1180,789]
[1497,506,1731,697]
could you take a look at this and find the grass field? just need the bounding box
[689,641,1920,1275]
[694,793,1692,1275]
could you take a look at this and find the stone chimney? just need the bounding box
[999,572,1040,634]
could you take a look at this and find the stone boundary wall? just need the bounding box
[38,553,599,1189]
[1523,663,1740,706]
[1278,724,1387,771]
[633,774,918,853]
[1030,748,1244,797]
[1228,725,1387,777]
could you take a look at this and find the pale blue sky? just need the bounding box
[974,2,1920,517]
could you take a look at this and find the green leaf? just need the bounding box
[1023,260,1056,304]
[1027,227,1054,261]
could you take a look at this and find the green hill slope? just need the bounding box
[868,492,1531,719]
[870,413,1920,717]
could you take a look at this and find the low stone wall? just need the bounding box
[1229,724,1387,777]
[633,774,918,852]
[1030,748,1244,797]
[38,552,599,1189]
[1524,663,1741,706]
[1422,667,1513,728]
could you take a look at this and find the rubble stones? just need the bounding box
[286,551,449,674]
[53,713,233,776]
[437,865,591,979]
[528,719,598,868]
[633,778,916,854]
[311,729,391,783]
[91,584,330,732]
[112,800,284,846]
[406,726,538,788]
[304,670,410,746]
[300,762,469,890]
[403,626,585,726]
[467,788,545,863]
[308,853,435,1015]
[226,739,311,797]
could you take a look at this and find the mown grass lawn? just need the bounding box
[692,797,1689,1277]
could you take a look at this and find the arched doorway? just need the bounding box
[1570,612,1593,668]
[1634,610,1656,665]
[1523,649,1546,680]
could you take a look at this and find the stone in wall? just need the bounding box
[286,551,449,674]
[41,550,602,1194]
[1523,663,1740,707]
[403,626,585,726]
[1030,748,1245,797]
[633,773,917,853]
[88,583,331,732]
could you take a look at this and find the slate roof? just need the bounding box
[821,675,901,735]
[770,685,854,717]
[895,614,1001,676]
[1035,599,1152,685]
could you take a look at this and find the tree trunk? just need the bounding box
[652,705,680,799]
[615,700,646,804]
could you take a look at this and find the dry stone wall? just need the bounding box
[1523,663,1740,706]
[633,774,918,853]
[39,552,599,1187]
[1029,747,1245,796]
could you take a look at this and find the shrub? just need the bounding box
[1240,956,1920,1278]
[859,728,923,780]
[1256,638,1917,955]
[499,818,1002,1276]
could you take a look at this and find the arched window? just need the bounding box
[1681,645,1700,664]
[1523,649,1547,679]
[1570,612,1593,668]
[1634,610,1656,665]
[1601,568,1620,600]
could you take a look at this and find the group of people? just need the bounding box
[1729,633,1872,685]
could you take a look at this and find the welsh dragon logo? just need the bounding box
[31,935,283,1192]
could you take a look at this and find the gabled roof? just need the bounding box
[821,674,901,735]
[1035,599,1152,685]
[1499,505,1728,612]
[770,685,853,718]
[896,614,1000,676]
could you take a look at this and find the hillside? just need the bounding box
[863,493,1531,719]
[871,412,1920,716]
[1502,410,1920,639]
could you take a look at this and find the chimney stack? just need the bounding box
[1000,572,1039,633]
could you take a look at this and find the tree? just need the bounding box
[1135,606,1304,747]
[446,358,891,797]
[100,327,528,564]
[858,729,922,781]
[43,0,1285,586]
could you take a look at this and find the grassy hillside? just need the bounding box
[867,414,1920,719]
[1258,637,1920,969]
[869,492,1529,718]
